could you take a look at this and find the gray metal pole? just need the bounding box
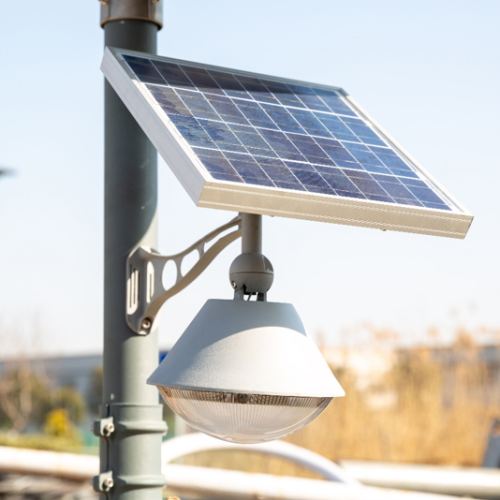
[241,213,262,254]
[96,3,167,500]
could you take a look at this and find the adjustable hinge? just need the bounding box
[126,215,241,335]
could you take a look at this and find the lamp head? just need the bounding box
[148,299,344,444]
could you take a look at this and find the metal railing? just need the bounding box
[0,433,499,499]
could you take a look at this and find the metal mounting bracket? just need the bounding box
[93,470,114,492]
[92,416,115,438]
[126,216,242,335]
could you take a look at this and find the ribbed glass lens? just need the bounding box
[159,387,332,443]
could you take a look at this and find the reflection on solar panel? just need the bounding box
[101,48,473,238]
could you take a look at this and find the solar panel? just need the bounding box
[101,48,473,238]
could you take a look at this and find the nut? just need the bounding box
[103,422,115,435]
[103,477,114,489]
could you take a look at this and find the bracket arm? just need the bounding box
[126,216,241,334]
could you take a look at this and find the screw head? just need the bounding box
[103,422,115,435]
[141,318,152,329]
[103,478,114,489]
[231,281,237,289]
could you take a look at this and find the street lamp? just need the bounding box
[147,215,344,444]
[125,211,344,443]
[149,299,344,444]
[98,9,473,497]
[101,48,473,445]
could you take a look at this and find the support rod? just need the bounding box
[101,12,166,500]
[241,213,262,254]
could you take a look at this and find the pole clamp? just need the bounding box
[126,216,242,335]
[100,0,163,29]
[116,420,167,435]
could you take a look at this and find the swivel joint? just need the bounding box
[230,252,274,300]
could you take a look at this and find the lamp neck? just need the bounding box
[241,213,262,254]
[230,214,274,301]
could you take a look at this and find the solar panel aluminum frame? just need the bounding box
[101,47,473,239]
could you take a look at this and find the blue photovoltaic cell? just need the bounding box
[122,54,452,211]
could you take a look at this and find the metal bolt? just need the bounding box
[141,318,152,330]
[103,478,114,489]
[231,281,237,289]
[103,422,115,435]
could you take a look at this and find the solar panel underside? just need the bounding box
[101,48,473,238]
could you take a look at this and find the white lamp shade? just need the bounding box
[148,299,344,443]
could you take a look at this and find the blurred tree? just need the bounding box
[44,409,78,438]
[51,387,87,424]
[0,360,51,433]
[44,409,71,437]
[0,360,87,432]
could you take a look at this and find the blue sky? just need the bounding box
[0,1,499,356]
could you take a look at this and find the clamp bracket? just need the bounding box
[93,416,115,438]
[100,0,163,29]
[93,470,114,493]
[126,216,242,335]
